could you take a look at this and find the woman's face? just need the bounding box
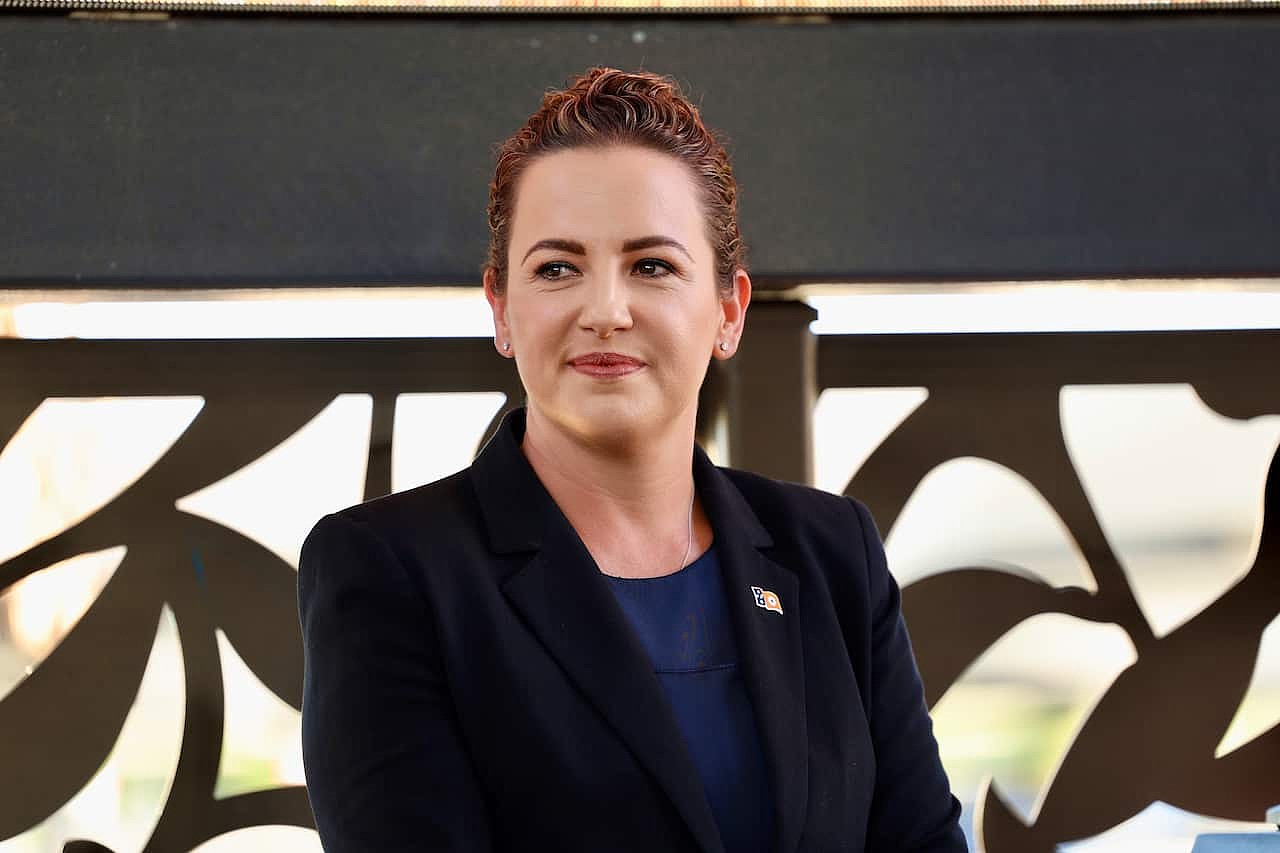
[484,144,750,449]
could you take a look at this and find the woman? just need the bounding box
[298,67,965,853]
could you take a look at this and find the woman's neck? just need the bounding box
[520,403,713,578]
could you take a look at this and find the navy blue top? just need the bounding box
[604,546,775,853]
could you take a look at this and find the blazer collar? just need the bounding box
[472,407,808,853]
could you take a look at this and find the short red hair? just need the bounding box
[484,67,747,296]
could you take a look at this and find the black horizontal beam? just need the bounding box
[818,329,1280,396]
[0,337,519,396]
[2,12,1279,288]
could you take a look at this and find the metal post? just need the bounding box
[724,298,818,485]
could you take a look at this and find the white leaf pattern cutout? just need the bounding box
[1216,613,1280,758]
[812,387,929,495]
[213,629,304,801]
[391,393,508,493]
[0,547,126,702]
[1061,384,1280,637]
[0,605,183,853]
[185,825,322,853]
[932,614,1134,832]
[886,457,1097,591]
[0,398,203,565]
[176,395,372,571]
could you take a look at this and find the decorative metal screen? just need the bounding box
[2,329,1277,851]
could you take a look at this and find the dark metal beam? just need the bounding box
[3,13,1280,288]
[818,329,1280,398]
[0,338,518,397]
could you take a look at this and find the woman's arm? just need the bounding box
[298,512,493,853]
[849,497,968,853]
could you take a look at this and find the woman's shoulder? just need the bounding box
[717,464,873,536]
[713,465,886,589]
[714,464,885,605]
[311,466,480,550]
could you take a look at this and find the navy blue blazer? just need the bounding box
[298,407,965,853]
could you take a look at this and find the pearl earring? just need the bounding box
[718,341,729,352]
[502,341,511,352]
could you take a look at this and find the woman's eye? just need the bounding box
[634,259,674,277]
[536,262,576,280]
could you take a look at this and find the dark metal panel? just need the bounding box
[815,327,1280,849]
[0,331,1278,849]
[0,337,517,396]
[818,329,1280,393]
[2,13,1280,288]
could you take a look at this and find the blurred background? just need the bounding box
[2,6,1279,852]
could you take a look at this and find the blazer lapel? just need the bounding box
[474,410,724,853]
[502,521,726,853]
[473,408,808,853]
[693,448,809,853]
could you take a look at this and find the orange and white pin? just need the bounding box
[751,586,783,615]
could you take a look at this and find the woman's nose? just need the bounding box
[579,272,633,337]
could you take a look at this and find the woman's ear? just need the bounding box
[714,268,752,359]
[483,267,514,358]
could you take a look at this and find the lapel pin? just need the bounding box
[751,586,784,615]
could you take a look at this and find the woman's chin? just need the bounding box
[558,394,661,448]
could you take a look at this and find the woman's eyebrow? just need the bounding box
[621,236,693,262]
[522,238,585,263]
[521,236,693,264]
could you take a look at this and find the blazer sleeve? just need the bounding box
[297,512,493,853]
[849,498,967,853]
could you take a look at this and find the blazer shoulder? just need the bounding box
[320,467,480,546]
[718,466,876,544]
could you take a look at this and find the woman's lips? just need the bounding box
[568,353,645,378]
